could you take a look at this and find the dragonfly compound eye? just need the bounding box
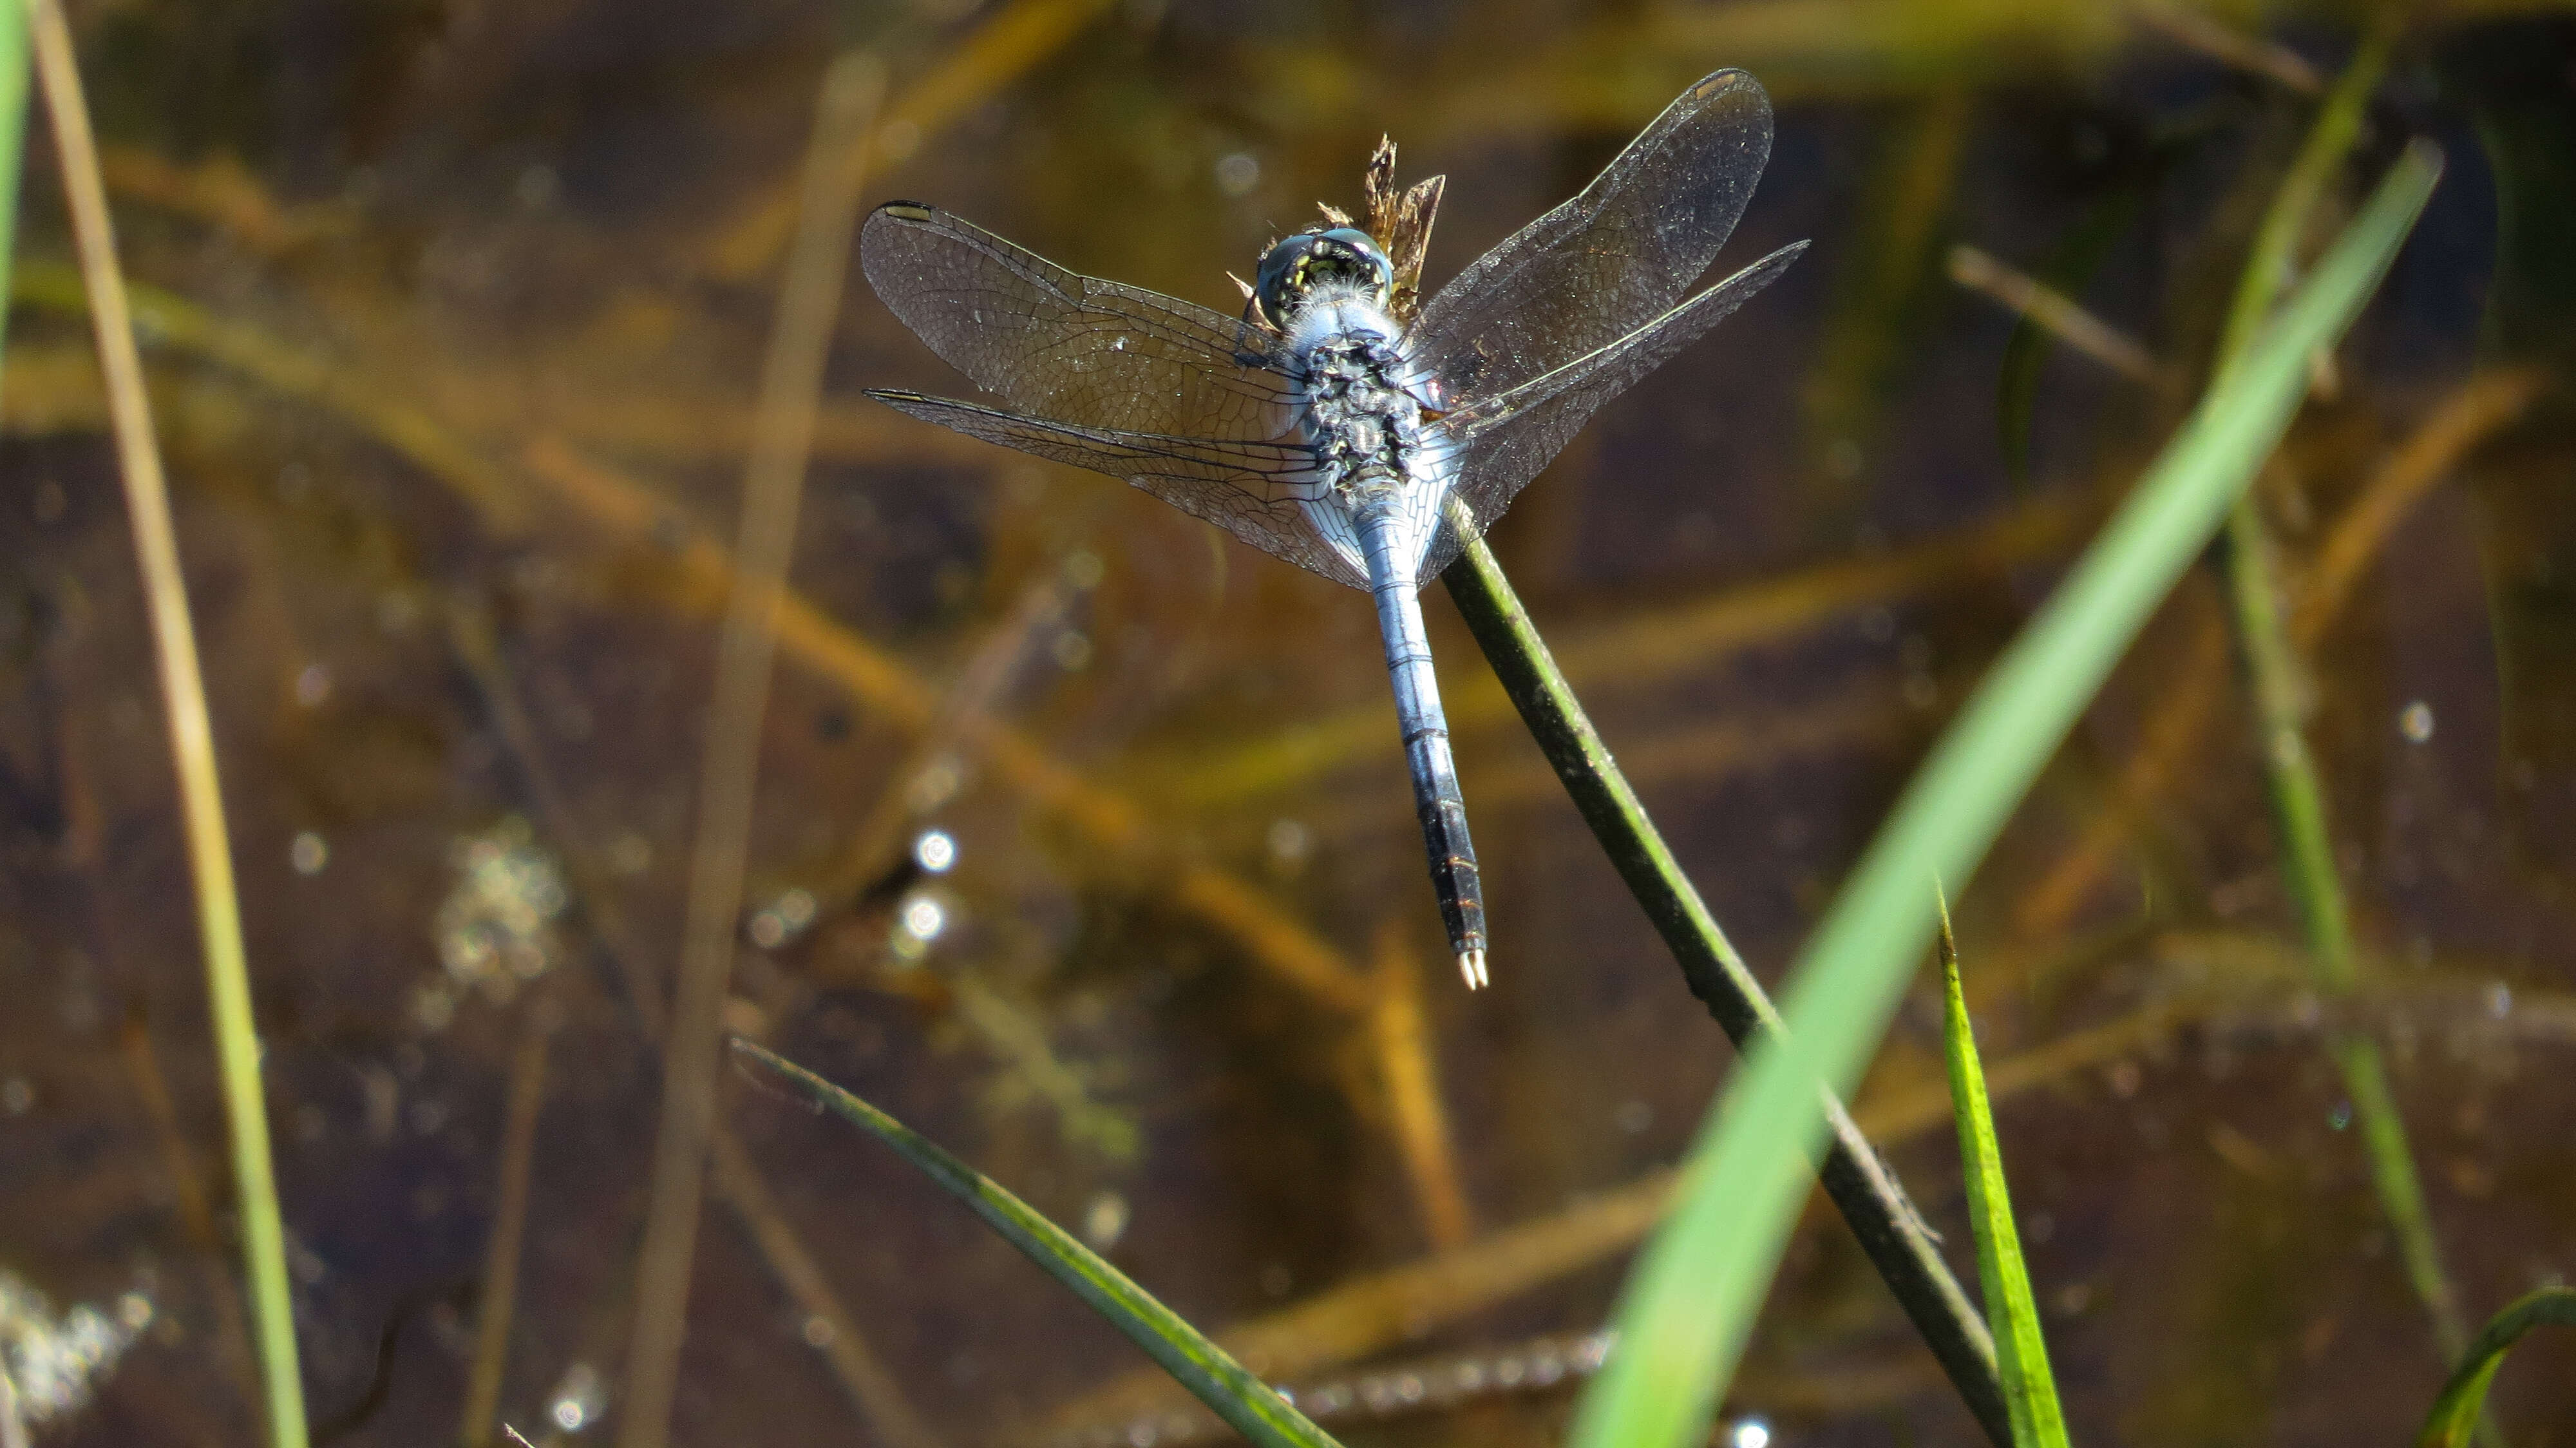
[1254,226,1393,326]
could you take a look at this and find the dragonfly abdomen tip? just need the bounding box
[1457,948,1489,990]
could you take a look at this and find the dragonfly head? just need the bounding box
[1253,226,1392,328]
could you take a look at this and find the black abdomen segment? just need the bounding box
[1354,490,1488,987]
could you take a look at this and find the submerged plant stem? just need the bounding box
[2205,11,2476,1374]
[1439,522,2011,1448]
[621,53,884,1448]
[28,1,308,1442]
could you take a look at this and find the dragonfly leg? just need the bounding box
[1354,488,1488,987]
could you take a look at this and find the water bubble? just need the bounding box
[2488,982,2514,1018]
[914,830,958,873]
[0,1273,152,1424]
[908,756,965,813]
[902,896,946,942]
[1083,1191,1130,1250]
[1054,630,1095,670]
[515,164,558,209]
[412,982,457,1031]
[802,1315,836,1348]
[750,888,820,948]
[1266,819,1311,868]
[2399,701,2435,743]
[376,589,423,633]
[291,831,330,875]
[294,663,332,707]
[2106,1060,2142,1098]
[435,817,569,1000]
[1729,1418,1774,1448]
[1215,152,1261,196]
[2329,1100,2353,1130]
[548,1361,604,1431]
[1825,437,1864,479]
[607,832,654,875]
[1064,549,1106,589]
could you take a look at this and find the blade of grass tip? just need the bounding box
[1440,513,2010,1447]
[1566,140,2441,1448]
[27,3,310,1445]
[730,1042,1349,1448]
[1937,894,2069,1448]
[2416,1288,2576,1448]
[2206,12,2480,1383]
[619,52,882,1448]
[0,0,28,407]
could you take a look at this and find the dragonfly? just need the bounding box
[860,69,1804,989]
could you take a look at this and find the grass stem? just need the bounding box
[1440,519,2011,1447]
[27,0,308,1441]
[0,0,26,406]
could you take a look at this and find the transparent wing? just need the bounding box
[860,202,1299,442]
[868,390,1370,589]
[1414,242,1807,584]
[1410,70,1774,408]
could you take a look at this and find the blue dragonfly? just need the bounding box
[861,70,1804,987]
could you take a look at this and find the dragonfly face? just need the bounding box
[860,70,1808,987]
[1253,225,1395,328]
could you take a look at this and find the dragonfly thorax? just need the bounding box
[1292,309,1437,500]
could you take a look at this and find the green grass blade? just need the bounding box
[1937,897,2070,1448]
[732,1042,1349,1448]
[2416,1288,2576,1448]
[1564,139,2441,1448]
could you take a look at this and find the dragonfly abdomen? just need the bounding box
[1350,479,1489,987]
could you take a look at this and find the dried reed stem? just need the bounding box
[28,1,308,1442]
[709,1125,946,1448]
[708,0,1115,279]
[1368,922,1475,1249]
[120,1011,263,1414]
[459,1002,558,1447]
[2127,0,2323,94]
[1949,243,2170,388]
[620,52,884,1448]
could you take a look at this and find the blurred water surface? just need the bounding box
[2,1,2573,1445]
